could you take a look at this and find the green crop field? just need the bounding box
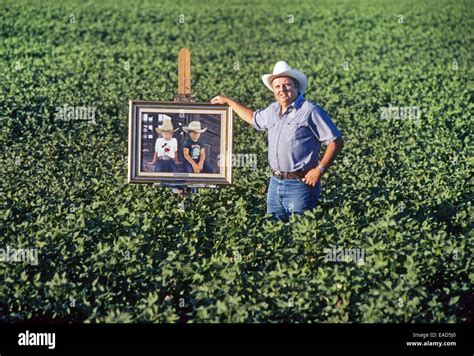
[0,0,472,324]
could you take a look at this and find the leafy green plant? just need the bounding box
[0,0,472,323]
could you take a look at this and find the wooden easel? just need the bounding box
[173,48,194,205]
[158,48,217,209]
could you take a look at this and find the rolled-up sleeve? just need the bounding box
[309,106,341,144]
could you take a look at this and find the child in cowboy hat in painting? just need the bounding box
[182,121,215,174]
[150,115,180,172]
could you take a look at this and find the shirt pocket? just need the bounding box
[266,120,278,135]
[287,120,311,143]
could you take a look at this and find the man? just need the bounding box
[211,61,344,220]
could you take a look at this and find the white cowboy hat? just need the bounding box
[183,120,208,133]
[155,114,178,134]
[261,61,307,94]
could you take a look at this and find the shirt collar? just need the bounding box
[275,94,305,115]
[292,94,305,109]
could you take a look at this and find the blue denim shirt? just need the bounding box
[252,95,341,172]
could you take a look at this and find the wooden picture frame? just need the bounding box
[128,100,233,185]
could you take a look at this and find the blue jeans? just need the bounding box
[155,159,178,173]
[184,159,215,173]
[267,176,322,221]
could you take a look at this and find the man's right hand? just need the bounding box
[211,95,254,124]
[210,96,228,105]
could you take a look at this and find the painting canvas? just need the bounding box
[128,100,233,185]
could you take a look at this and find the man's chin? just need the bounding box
[279,97,294,105]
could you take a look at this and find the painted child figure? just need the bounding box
[182,121,215,174]
[150,115,180,172]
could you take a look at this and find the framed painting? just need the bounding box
[128,100,233,185]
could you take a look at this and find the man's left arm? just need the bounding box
[302,107,344,186]
[302,137,344,186]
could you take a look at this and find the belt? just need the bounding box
[158,156,172,160]
[271,169,306,180]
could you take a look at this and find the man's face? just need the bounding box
[190,131,201,141]
[271,76,298,107]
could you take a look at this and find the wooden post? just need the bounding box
[175,48,195,102]
[178,48,191,96]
